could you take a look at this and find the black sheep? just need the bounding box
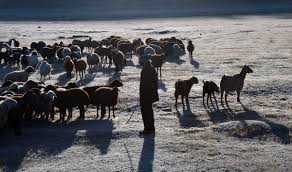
[202,81,219,107]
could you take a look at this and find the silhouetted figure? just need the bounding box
[139,60,159,135]
[187,40,194,58]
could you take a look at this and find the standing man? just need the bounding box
[139,60,159,135]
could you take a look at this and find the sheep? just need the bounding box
[149,44,163,55]
[33,90,57,120]
[93,87,119,119]
[0,98,17,128]
[117,43,134,59]
[143,46,156,56]
[135,45,147,57]
[83,79,123,105]
[45,85,90,122]
[111,50,126,72]
[73,58,87,79]
[86,53,99,69]
[64,56,74,78]
[39,46,58,62]
[20,51,39,68]
[2,42,21,51]
[220,65,253,106]
[150,54,165,77]
[39,61,51,81]
[4,66,35,83]
[187,40,194,58]
[70,44,81,53]
[132,38,143,51]
[16,80,40,94]
[174,77,199,107]
[0,50,10,64]
[202,81,219,107]
[9,91,36,135]
[7,50,21,67]
[61,47,72,60]
[172,44,183,59]
[94,46,112,65]
[146,38,157,45]
[70,51,82,59]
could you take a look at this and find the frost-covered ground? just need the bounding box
[0,15,292,171]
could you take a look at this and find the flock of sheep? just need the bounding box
[0,36,253,136]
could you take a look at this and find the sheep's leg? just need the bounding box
[67,108,72,121]
[220,90,224,106]
[112,106,115,118]
[79,105,85,120]
[213,92,219,109]
[186,94,189,105]
[236,91,241,102]
[96,105,99,119]
[181,95,184,107]
[108,106,111,119]
[175,93,178,107]
[207,93,210,106]
[160,67,162,78]
[50,108,55,121]
[60,108,66,122]
[203,92,205,107]
[225,91,229,107]
[101,105,106,118]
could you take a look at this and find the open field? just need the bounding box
[0,15,292,171]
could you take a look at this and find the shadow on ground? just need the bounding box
[205,102,290,144]
[176,104,206,128]
[0,119,115,172]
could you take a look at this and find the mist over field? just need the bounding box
[0,0,292,20]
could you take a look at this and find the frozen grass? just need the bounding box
[0,15,292,171]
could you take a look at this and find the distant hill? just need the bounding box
[0,0,291,20]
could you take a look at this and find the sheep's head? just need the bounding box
[44,85,58,94]
[190,77,199,85]
[112,87,120,93]
[22,90,37,106]
[210,81,220,93]
[65,82,79,89]
[188,40,192,44]
[24,66,35,74]
[72,58,78,64]
[2,80,14,87]
[24,80,39,89]
[243,65,253,74]
[108,80,123,87]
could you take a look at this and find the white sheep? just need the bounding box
[36,90,56,120]
[220,65,253,105]
[172,44,183,59]
[4,66,35,82]
[86,53,100,69]
[2,42,21,51]
[0,98,17,128]
[62,47,72,58]
[39,61,52,81]
[149,44,163,54]
[20,51,39,68]
[143,46,156,56]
